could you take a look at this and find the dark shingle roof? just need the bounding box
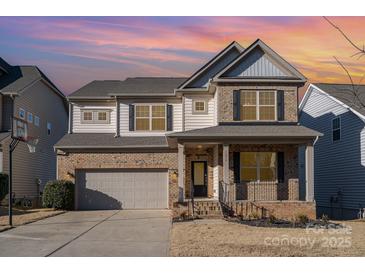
[314,83,365,117]
[168,124,322,139]
[0,58,64,100]
[55,133,169,149]
[69,77,188,98]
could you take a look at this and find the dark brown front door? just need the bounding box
[192,161,208,197]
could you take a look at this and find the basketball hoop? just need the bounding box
[12,117,38,153]
[26,137,39,153]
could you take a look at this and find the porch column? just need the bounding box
[223,144,229,184]
[305,143,314,202]
[178,143,185,202]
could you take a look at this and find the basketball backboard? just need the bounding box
[12,117,38,153]
[12,117,28,141]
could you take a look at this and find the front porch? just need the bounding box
[177,142,314,204]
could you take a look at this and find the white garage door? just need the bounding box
[76,169,168,210]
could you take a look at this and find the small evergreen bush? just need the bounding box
[42,180,74,210]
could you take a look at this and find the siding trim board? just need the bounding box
[300,84,365,122]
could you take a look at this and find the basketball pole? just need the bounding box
[8,117,20,227]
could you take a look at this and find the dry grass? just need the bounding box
[0,207,64,232]
[170,219,365,256]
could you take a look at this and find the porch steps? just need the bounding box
[189,201,223,218]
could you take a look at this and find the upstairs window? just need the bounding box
[332,117,341,142]
[47,122,52,135]
[135,105,166,131]
[27,112,33,124]
[19,108,26,120]
[34,116,40,127]
[193,100,207,114]
[240,91,276,121]
[81,110,110,124]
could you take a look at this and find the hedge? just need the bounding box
[42,180,74,210]
[0,173,9,202]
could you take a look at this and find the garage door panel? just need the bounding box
[77,169,168,210]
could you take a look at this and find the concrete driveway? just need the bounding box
[0,210,171,257]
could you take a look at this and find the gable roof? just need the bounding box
[176,41,244,90]
[300,83,365,121]
[213,39,307,83]
[0,58,11,74]
[0,58,65,102]
[68,77,187,99]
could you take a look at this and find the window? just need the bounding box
[19,108,26,120]
[135,105,166,131]
[240,91,276,121]
[193,100,207,114]
[240,152,277,182]
[34,116,40,127]
[27,112,33,123]
[81,110,110,124]
[332,117,341,142]
[47,122,52,135]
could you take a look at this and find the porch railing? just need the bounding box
[219,179,299,202]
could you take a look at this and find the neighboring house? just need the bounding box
[55,39,321,219]
[0,57,68,204]
[300,83,365,219]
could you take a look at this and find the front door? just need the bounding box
[192,161,208,197]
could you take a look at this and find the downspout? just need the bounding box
[68,101,73,134]
[114,96,120,137]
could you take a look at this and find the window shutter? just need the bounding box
[233,152,240,183]
[277,152,284,183]
[233,90,241,121]
[277,90,285,121]
[166,104,173,131]
[129,104,135,131]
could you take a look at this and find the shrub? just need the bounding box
[42,180,74,210]
[295,213,309,225]
[0,173,9,202]
[268,214,277,224]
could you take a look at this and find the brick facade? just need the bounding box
[57,151,179,208]
[216,84,298,123]
[230,201,316,220]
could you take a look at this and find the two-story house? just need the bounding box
[300,83,365,219]
[0,57,68,206]
[55,40,322,219]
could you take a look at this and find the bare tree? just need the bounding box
[323,16,365,109]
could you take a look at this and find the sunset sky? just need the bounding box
[0,16,364,95]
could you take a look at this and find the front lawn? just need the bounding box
[0,207,64,232]
[170,218,365,256]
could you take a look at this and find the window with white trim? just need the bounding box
[135,105,166,131]
[19,108,26,120]
[34,116,40,127]
[27,112,33,123]
[240,91,276,121]
[47,122,52,135]
[193,100,207,114]
[332,117,341,142]
[240,152,277,182]
[81,110,110,124]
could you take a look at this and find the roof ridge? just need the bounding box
[315,82,365,87]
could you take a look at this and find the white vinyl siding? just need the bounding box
[119,102,182,135]
[72,103,116,133]
[184,96,216,131]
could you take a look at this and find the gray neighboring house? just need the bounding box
[299,83,365,219]
[56,40,321,219]
[0,57,68,204]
